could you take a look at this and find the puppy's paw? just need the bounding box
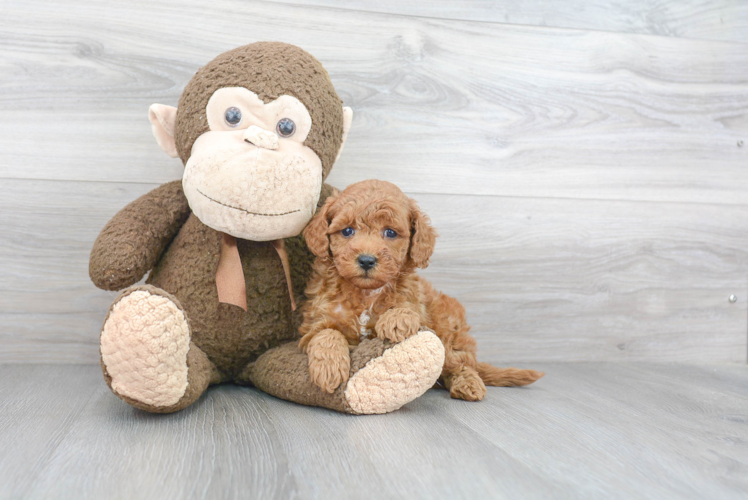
[449,368,487,402]
[307,329,351,393]
[375,308,421,343]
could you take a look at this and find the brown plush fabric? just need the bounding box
[240,341,352,413]
[174,42,344,179]
[100,285,222,414]
[93,183,332,376]
[243,336,395,413]
[349,337,391,373]
[141,184,334,379]
[89,180,190,291]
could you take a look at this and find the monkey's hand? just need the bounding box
[375,308,421,343]
[305,328,351,393]
[89,180,190,291]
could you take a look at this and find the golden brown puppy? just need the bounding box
[300,179,544,400]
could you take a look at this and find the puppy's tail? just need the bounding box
[476,362,544,387]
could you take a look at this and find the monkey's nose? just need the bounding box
[357,254,377,271]
[243,125,279,150]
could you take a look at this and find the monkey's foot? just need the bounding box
[344,328,445,414]
[100,285,212,413]
[245,328,445,415]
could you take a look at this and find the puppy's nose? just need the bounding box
[357,254,377,271]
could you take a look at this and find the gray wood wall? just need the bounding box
[2,0,747,364]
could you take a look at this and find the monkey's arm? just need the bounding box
[89,180,190,291]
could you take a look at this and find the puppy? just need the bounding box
[299,180,544,400]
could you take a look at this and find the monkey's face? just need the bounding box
[181,87,322,241]
[149,43,352,241]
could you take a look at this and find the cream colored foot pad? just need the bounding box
[101,291,190,407]
[345,330,445,414]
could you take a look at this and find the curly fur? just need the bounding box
[300,180,544,400]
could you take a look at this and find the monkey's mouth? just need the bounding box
[197,189,301,217]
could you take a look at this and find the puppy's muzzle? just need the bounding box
[357,254,377,271]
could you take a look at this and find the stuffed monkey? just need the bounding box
[89,42,445,414]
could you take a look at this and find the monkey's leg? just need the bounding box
[240,328,445,414]
[100,285,220,413]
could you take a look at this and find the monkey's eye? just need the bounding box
[341,227,355,237]
[383,229,398,239]
[224,107,242,127]
[276,118,296,138]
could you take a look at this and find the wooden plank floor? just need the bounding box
[266,0,748,44]
[1,363,746,499]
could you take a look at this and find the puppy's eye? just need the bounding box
[341,227,355,237]
[224,107,242,127]
[383,228,398,239]
[276,118,296,137]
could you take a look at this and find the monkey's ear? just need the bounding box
[303,195,337,258]
[408,200,438,269]
[148,104,179,158]
[334,106,353,163]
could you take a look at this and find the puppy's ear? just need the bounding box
[304,195,337,258]
[408,199,437,269]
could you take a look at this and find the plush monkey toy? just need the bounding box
[89,42,445,414]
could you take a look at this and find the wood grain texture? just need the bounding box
[0,365,98,496]
[0,180,149,363]
[2,179,745,363]
[0,0,747,205]
[1,0,747,364]
[1,363,746,499]
[415,193,748,363]
[265,0,748,44]
[434,362,748,499]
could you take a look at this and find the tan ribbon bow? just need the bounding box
[216,233,296,312]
